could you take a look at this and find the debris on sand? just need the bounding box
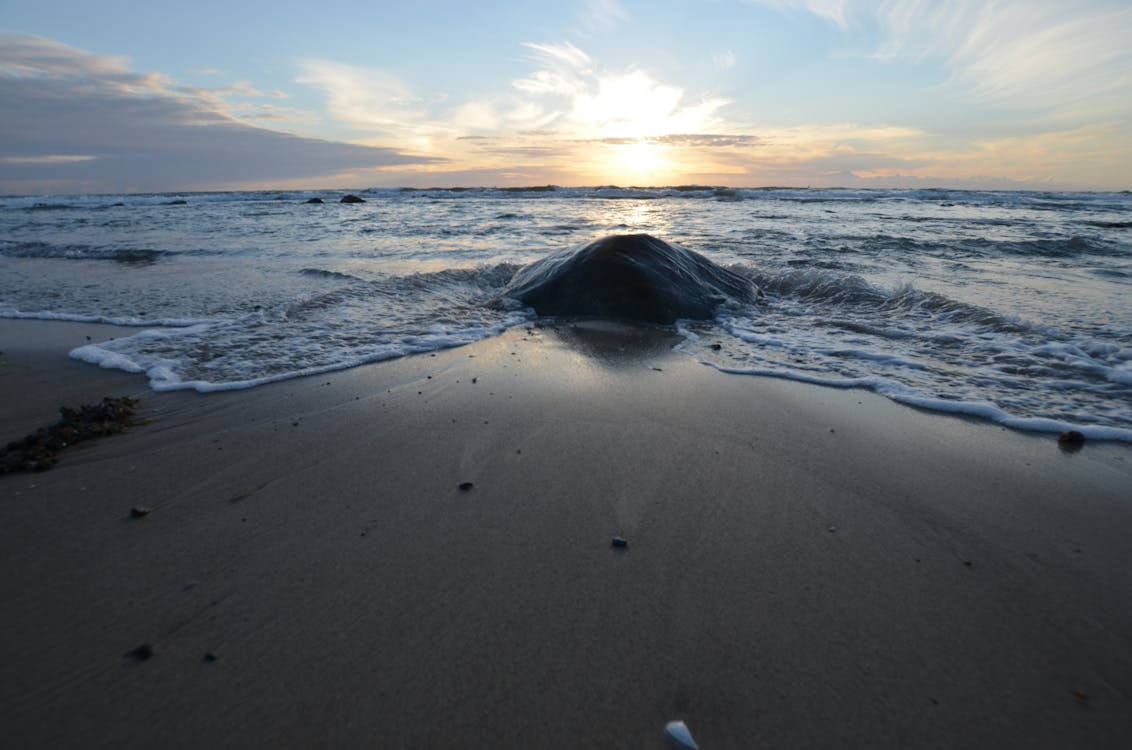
[1,396,139,473]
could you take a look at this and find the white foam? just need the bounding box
[702,359,1132,442]
[1,308,216,327]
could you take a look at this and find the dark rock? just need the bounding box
[611,536,628,548]
[162,199,188,205]
[710,343,722,351]
[496,234,758,323]
[203,652,219,663]
[340,194,366,203]
[126,643,154,661]
[1058,430,1086,445]
[458,482,475,491]
[305,197,324,204]
[129,506,152,518]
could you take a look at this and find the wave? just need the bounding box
[4,186,1130,212]
[0,307,216,327]
[699,358,1132,442]
[0,241,170,263]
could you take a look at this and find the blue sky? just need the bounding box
[2,0,1130,193]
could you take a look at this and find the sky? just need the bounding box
[1,0,1130,193]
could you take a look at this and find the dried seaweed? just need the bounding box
[1,396,139,473]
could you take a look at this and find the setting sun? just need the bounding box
[609,140,671,185]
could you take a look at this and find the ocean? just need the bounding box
[1,186,1130,441]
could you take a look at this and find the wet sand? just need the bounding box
[1,319,1130,749]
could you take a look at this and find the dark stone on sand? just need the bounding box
[1058,430,1086,445]
[497,234,758,323]
[340,194,366,203]
[203,652,219,663]
[129,506,152,518]
[305,197,324,204]
[458,482,475,491]
[126,644,154,662]
[611,536,628,548]
[710,343,722,351]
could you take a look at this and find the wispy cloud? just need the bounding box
[514,42,731,139]
[0,34,436,193]
[581,0,631,34]
[748,0,1132,117]
[713,49,737,71]
[296,59,425,130]
[744,0,852,29]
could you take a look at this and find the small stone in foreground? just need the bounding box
[665,720,698,749]
[130,506,152,518]
[203,652,219,663]
[1058,430,1085,445]
[458,482,474,491]
[126,644,154,662]
[611,536,628,548]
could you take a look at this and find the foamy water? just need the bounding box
[2,186,1129,440]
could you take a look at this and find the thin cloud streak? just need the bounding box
[749,0,1132,117]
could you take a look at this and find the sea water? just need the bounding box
[1,187,1129,440]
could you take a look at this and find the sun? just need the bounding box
[609,140,671,185]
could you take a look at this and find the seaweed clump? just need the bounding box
[1,396,139,473]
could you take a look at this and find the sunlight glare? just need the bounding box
[610,140,670,185]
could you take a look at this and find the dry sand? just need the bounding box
[1,318,1130,749]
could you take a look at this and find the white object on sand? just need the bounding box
[665,720,699,749]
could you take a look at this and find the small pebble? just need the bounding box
[611,536,628,548]
[458,482,474,491]
[129,506,152,518]
[710,343,722,351]
[203,652,219,663]
[126,644,154,662]
[1058,430,1086,445]
[665,720,698,749]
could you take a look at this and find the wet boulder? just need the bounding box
[498,233,757,323]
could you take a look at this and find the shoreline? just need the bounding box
[2,318,1130,748]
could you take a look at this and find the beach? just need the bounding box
[1,318,1130,748]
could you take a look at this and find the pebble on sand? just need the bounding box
[126,644,155,662]
[1058,430,1086,446]
[665,720,699,749]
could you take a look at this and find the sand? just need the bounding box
[1,318,1130,749]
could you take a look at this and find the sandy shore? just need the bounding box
[1,318,1130,749]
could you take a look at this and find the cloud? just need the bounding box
[513,42,732,140]
[296,59,426,130]
[713,49,737,70]
[581,0,631,33]
[0,34,436,193]
[748,1,1132,117]
[744,0,852,29]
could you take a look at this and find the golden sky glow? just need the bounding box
[2,1,1130,192]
